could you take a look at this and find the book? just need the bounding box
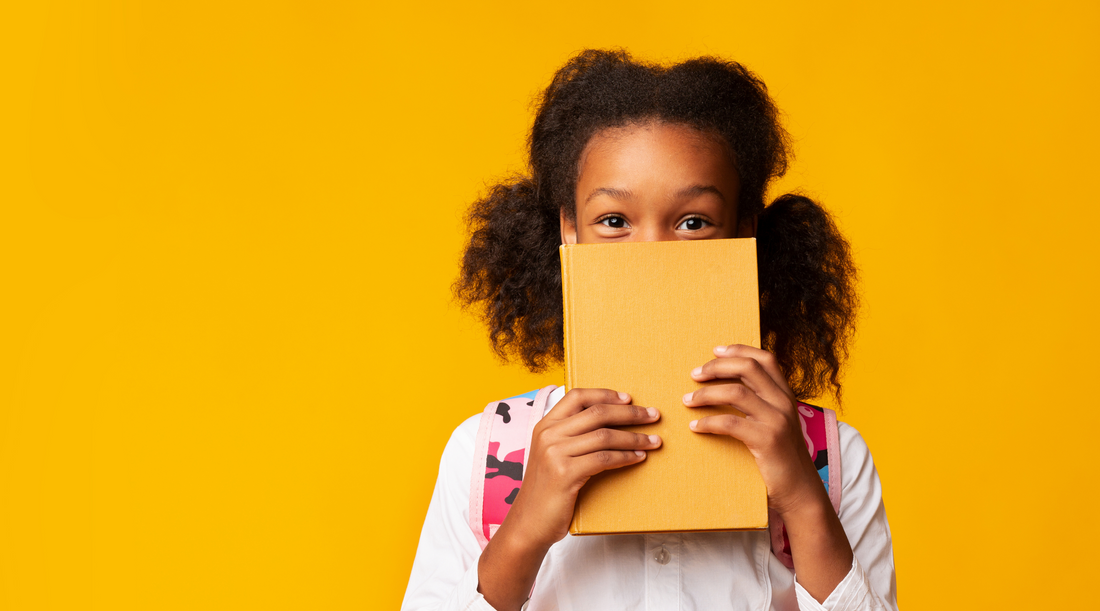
[561,238,767,535]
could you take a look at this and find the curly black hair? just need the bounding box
[455,49,858,403]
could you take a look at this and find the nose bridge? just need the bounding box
[634,222,677,243]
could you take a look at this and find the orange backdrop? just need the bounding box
[2,1,1098,609]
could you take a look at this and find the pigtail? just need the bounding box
[757,194,859,404]
[455,178,564,371]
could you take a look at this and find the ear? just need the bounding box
[736,212,758,239]
[560,208,578,245]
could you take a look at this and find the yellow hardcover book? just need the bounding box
[562,238,767,535]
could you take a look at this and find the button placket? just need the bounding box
[645,534,680,609]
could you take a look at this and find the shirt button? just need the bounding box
[654,546,670,565]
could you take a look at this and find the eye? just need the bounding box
[677,216,710,231]
[597,215,629,229]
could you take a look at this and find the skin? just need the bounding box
[477,121,853,609]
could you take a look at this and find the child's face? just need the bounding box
[562,121,754,244]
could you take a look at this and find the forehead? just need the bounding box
[577,122,736,183]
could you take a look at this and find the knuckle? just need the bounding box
[550,460,571,480]
[532,427,551,445]
[763,427,783,446]
[588,403,608,419]
[588,388,614,402]
[717,358,739,375]
[594,428,613,444]
[717,415,739,431]
[595,451,614,466]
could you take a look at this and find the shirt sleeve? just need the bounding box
[793,423,899,611]
[401,414,500,611]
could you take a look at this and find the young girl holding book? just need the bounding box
[402,49,896,611]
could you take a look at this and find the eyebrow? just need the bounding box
[584,184,725,204]
[677,185,725,200]
[585,187,633,204]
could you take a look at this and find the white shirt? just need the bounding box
[403,387,897,610]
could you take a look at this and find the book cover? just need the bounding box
[561,238,767,535]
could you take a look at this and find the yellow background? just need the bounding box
[2,1,1097,609]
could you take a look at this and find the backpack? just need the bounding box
[468,385,842,570]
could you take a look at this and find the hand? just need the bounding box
[508,388,662,548]
[683,344,854,601]
[682,344,823,517]
[477,388,661,610]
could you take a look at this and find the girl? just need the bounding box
[403,49,896,611]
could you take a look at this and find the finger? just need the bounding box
[562,428,662,457]
[545,388,631,422]
[560,402,660,436]
[683,382,773,419]
[690,357,788,406]
[689,413,764,445]
[576,449,650,477]
[711,345,791,395]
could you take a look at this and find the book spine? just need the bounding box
[560,245,575,392]
[562,245,582,535]
[747,238,762,348]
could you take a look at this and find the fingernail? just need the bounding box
[683,392,693,404]
[646,407,659,419]
[648,435,660,445]
[714,345,727,354]
[618,392,630,401]
[635,450,646,457]
[691,366,703,377]
[689,420,699,430]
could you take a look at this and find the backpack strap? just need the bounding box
[796,402,842,513]
[469,385,558,550]
[769,402,842,569]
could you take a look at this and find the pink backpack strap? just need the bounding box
[796,402,842,513]
[823,407,842,514]
[469,386,558,550]
[769,402,842,569]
